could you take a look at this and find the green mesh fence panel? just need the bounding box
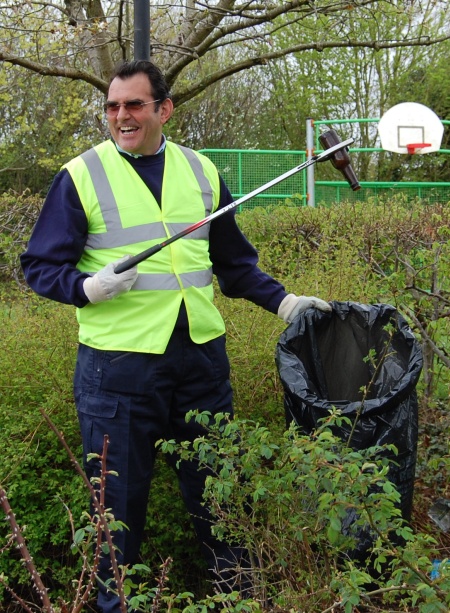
[200,149,307,210]
[200,150,450,210]
[316,182,450,206]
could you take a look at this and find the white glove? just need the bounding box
[83,256,138,304]
[278,293,332,323]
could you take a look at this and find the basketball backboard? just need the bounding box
[378,102,444,154]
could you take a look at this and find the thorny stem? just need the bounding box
[403,304,450,369]
[40,409,128,613]
[0,488,54,613]
[346,326,396,447]
[346,399,365,448]
[151,557,173,613]
[73,521,101,613]
[54,495,102,613]
[321,584,410,612]
[0,575,35,613]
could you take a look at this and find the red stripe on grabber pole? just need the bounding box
[114,137,354,274]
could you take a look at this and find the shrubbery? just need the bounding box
[160,411,450,612]
[0,191,42,287]
[2,193,450,611]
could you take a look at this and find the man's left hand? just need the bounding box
[278,293,332,323]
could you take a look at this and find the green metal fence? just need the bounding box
[315,181,450,205]
[200,116,450,208]
[312,118,450,206]
[201,148,450,209]
[199,149,307,210]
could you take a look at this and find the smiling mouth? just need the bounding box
[119,126,138,134]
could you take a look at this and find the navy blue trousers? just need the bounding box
[74,327,249,612]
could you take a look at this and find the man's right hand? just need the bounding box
[83,256,138,304]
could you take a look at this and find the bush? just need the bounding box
[237,198,450,402]
[0,191,42,287]
[0,298,209,604]
[0,298,85,600]
[2,195,450,610]
[160,411,448,612]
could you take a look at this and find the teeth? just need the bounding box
[120,127,137,132]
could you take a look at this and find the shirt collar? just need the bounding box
[114,135,167,158]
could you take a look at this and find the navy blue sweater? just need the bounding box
[20,145,287,314]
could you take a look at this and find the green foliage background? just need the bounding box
[2,0,450,194]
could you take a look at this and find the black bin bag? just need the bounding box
[275,301,423,548]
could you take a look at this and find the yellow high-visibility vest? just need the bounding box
[64,140,225,353]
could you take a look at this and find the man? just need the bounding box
[21,60,331,612]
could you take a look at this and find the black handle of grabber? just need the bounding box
[114,137,355,274]
[115,244,163,274]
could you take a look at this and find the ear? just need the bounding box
[160,98,174,124]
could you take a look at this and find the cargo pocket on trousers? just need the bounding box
[76,393,120,462]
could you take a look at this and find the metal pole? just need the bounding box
[134,0,150,60]
[306,118,315,207]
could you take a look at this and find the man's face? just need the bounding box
[106,73,173,156]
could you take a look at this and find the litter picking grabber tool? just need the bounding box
[115,135,356,274]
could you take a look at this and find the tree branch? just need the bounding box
[2,0,450,106]
[0,488,54,612]
[172,33,450,105]
[0,51,108,92]
[402,304,450,369]
[164,0,399,81]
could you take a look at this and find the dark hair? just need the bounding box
[108,60,172,107]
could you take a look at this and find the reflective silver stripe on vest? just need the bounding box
[81,144,214,249]
[86,222,167,249]
[86,222,210,250]
[85,268,213,291]
[133,268,213,291]
[177,144,214,217]
[80,148,122,231]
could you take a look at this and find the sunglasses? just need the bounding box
[104,99,161,115]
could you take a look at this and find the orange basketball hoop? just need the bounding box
[406,143,432,155]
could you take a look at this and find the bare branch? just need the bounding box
[0,51,108,92]
[0,576,36,613]
[402,304,450,369]
[0,488,54,613]
[41,410,128,613]
[1,0,449,105]
[172,33,450,105]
